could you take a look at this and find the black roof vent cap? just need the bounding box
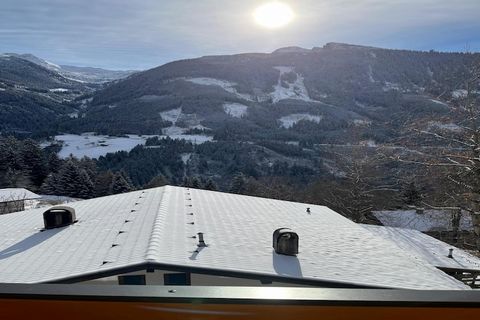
[43,205,76,230]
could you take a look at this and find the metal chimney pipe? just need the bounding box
[448,248,454,258]
[197,232,207,247]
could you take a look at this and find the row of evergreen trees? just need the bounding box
[0,137,135,199]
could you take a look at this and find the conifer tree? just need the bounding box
[110,172,134,194]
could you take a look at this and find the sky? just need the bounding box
[1,0,479,70]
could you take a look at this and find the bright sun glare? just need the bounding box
[253,2,294,29]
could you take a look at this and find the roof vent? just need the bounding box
[43,206,76,229]
[197,232,207,247]
[273,228,299,256]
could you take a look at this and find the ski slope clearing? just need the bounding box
[271,66,314,103]
[184,77,254,101]
[279,113,323,128]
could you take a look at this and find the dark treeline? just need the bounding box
[0,136,134,199]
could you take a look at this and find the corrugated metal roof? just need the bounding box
[0,186,469,289]
[0,188,41,202]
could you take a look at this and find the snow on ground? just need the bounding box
[452,90,468,99]
[430,99,448,106]
[184,77,254,101]
[279,113,322,128]
[271,66,314,103]
[50,131,213,159]
[23,195,77,211]
[428,121,462,132]
[353,119,371,126]
[359,140,377,147]
[44,60,61,70]
[363,225,480,271]
[160,107,213,144]
[48,88,69,93]
[181,153,192,164]
[367,65,375,83]
[223,102,248,118]
[374,209,473,232]
[382,82,401,92]
[160,128,213,144]
[52,134,156,159]
[159,107,182,123]
[322,161,346,178]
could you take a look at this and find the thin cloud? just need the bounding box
[0,0,479,69]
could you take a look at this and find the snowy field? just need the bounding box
[279,113,322,128]
[374,209,473,232]
[223,102,248,118]
[49,132,213,159]
[161,127,213,144]
[51,134,156,159]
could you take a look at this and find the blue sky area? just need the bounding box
[1,0,479,70]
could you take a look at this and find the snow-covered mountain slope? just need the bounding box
[5,53,137,83]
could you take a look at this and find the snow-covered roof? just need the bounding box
[0,186,468,289]
[362,225,480,271]
[374,209,473,232]
[0,188,41,202]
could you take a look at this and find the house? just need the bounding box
[0,188,41,215]
[0,186,478,289]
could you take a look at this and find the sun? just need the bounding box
[253,2,294,29]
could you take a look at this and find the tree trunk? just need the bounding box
[471,212,480,251]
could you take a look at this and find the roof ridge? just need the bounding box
[144,186,169,261]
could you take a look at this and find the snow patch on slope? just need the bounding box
[184,77,254,101]
[271,66,314,103]
[353,119,371,126]
[428,121,462,132]
[223,102,248,118]
[430,99,448,106]
[159,107,214,144]
[159,107,182,123]
[49,88,69,93]
[279,113,322,128]
[452,90,468,99]
[382,82,401,92]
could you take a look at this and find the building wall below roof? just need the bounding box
[0,200,25,215]
[82,269,309,287]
